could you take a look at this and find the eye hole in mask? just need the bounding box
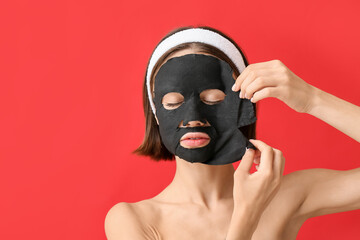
[162,92,184,110]
[199,89,226,105]
[162,89,226,110]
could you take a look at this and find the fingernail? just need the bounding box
[239,91,242,98]
[246,147,254,152]
[232,83,236,91]
[250,97,254,102]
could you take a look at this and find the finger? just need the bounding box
[232,61,281,91]
[232,67,251,92]
[253,150,261,164]
[273,149,283,178]
[237,148,256,173]
[232,64,264,92]
[245,75,278,100]
[240,69,277,99]
[249,139,274,173]
[250,87,280,103]
[254,149,261,157]
[280,154,285,176]
[239,70,257,99]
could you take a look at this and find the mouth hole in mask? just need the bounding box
[162,92,185,110]
[200,89,226,105]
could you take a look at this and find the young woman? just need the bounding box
[105,26,360,240]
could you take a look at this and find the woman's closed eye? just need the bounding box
[162,92,185,110]
[162,89,225,109]
[165,102,183,108]
[165,99,221,107]
[200,89,226,105]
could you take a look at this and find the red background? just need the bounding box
[1,0,359,239]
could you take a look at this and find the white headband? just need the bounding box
[146,28,246,115]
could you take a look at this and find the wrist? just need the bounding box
[232,205,262,225]
[306,85,324,115]
[226,206,262,240]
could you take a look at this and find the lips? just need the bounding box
[180,132,211,148]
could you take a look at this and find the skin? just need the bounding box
[105,48,360,240]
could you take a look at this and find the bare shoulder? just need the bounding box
[276,169,312,196]
[255,169,358,239]
[255,169,321,234]
[275,168,328,203]
[261,169,322,219]
[104,202,142,240]
[284,168,360,218]
[105,202,138,226]
[104,201,161,240]
[279,168,333,193]
[279,168,348,198]
[274,168,359,216]
[264,170,311,214]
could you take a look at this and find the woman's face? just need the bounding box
[154,49,231,150]
[151,50,256,165]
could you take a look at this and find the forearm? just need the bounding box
[307,86,360,142]
[225,206,262,240]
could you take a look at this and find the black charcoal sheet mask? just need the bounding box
[154,54,257,165]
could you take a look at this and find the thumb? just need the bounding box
[238,148,255,173]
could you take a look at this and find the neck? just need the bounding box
[156,156,235,209]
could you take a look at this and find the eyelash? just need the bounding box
[165,102,183,107]
[203,100,222,105]
[165,100,222,107]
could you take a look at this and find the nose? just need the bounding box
[181,95,207,127]
[181,120,206,128]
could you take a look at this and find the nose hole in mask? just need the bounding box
[181,119,207,127]
[180,119,208,127]
[199,89,226,105]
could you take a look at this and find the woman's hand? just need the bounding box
[233,139,285,212]
[232,59,317,113]
[226,139,285,240]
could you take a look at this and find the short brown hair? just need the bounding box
[133,25,257,161]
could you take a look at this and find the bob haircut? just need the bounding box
[133,25,257,161]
